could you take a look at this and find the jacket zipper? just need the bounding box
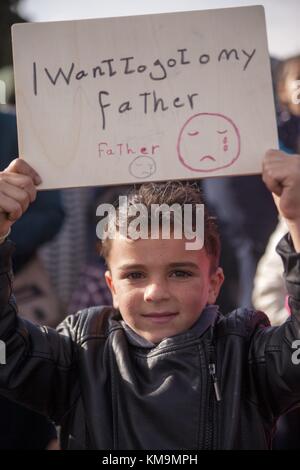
[209,363,221,402]
[203,327,221,449]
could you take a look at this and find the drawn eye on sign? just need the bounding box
[177,112,241,173]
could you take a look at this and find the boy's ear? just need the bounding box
[207,267,225,304]
[105,270,119,309]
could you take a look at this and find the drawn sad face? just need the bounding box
[177,113,241,172]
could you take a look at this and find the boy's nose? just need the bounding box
[144,282,171,303]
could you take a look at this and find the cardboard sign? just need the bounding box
[12,6,278,189]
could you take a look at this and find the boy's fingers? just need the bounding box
[0,173,37,202]
[4,158,42,185]
[263,150,300,221]
[263,150,294,192]
[0,173,38,202]
[262,170,283,196]
[0,159,40,233]
[263,152,300,185]
[262,156,283,195]
[264,148,287,159]
[0,192,23,222]
[0,181,35,211]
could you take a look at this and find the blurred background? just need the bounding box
[0,0,298,95]
[18,0,300,58]
[1,0,299,104]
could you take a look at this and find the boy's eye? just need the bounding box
[170,270,193,278]
[125,272,145,280]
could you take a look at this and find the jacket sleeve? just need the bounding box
[249,232,300,418]
[0,240,80,424]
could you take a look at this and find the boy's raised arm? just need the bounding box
[248,150,300,417]
[0,159,79,422]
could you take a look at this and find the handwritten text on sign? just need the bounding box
[33,47,256,131]
[12,6,277,189]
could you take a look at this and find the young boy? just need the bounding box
[0,150,300,450]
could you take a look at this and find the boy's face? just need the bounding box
[105,234,224,344]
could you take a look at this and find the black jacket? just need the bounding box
[0,234,300,450]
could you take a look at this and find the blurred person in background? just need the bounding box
[277,54,300,153]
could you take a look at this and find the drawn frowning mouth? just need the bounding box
[200,155,216,162]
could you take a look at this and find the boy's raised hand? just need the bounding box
[263,149,300,251]
[0,159,41,238]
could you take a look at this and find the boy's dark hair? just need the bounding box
[99,180,221,271]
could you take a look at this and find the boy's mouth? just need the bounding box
[141,312,178,324]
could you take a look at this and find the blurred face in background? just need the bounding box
[278,57,300,117]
